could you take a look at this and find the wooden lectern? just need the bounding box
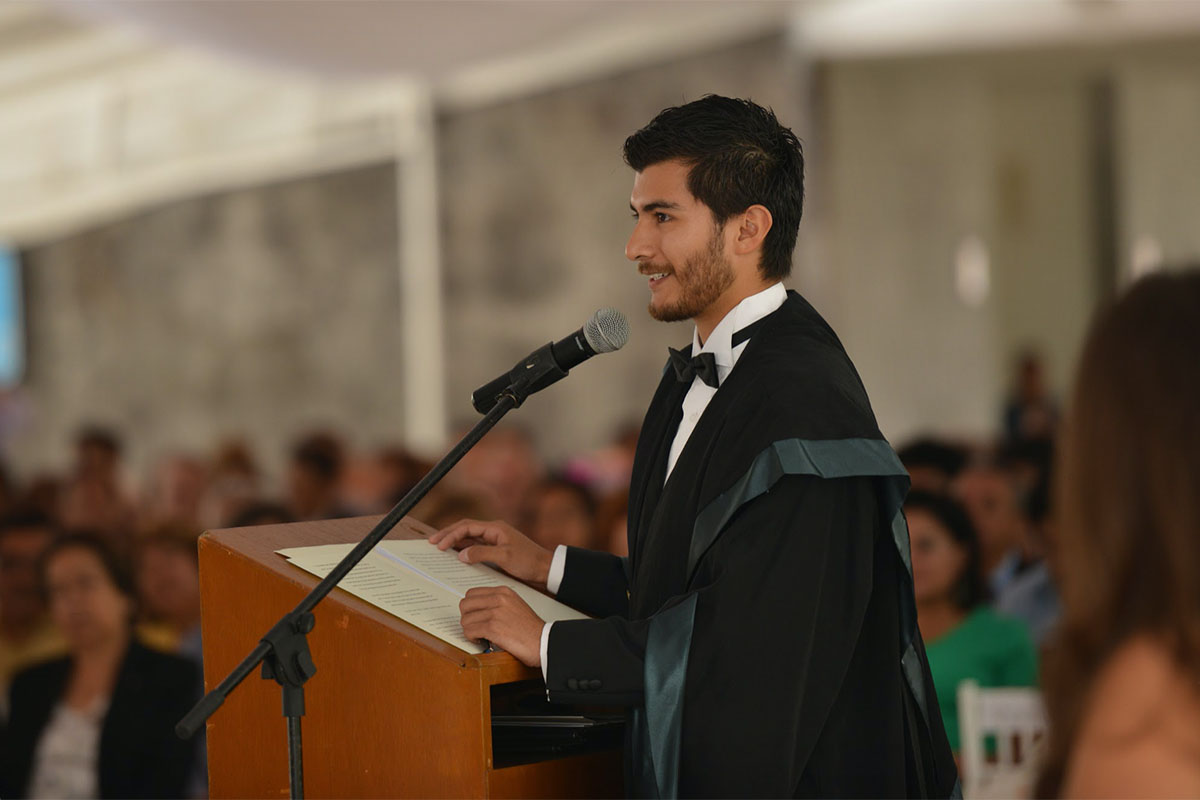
[198,516,623,798]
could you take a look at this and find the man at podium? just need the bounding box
[432,96,958,798]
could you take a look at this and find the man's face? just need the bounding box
[626,160,735,323]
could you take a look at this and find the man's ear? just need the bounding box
[731,205,773,257]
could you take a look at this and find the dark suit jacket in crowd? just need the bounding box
[0,638,200,799]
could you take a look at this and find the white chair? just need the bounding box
[957,680,1047,800]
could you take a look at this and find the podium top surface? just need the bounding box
[201,514,538,681]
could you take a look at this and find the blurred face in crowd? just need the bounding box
[46,546,131,652]
[908,508,967,606]
[626,160,735,325]
[287,463,335,519]
[0,526,54,630]
[530,485,595,550]
[77,441,118,483]
[454,428,542,525]
[137,543,200,629]
[953,467,1022,560]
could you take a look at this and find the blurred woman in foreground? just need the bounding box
[0,533,198,799]
[1037,270,1200,797]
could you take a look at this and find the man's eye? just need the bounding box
[655,213,670,223]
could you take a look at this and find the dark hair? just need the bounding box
[228,501,295,528]
[41,531,136,601]
[623,95,805,281]
[1037,269,1200,796]
[904,489,988,610]
[898,437,969,479]
[75,425,122,457]
[537,476,598,518]
[291,433,343,483]
[137,522,200,564]
[0,509,57,543]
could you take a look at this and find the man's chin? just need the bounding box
[647,299,696,323]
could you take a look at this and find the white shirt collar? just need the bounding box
[691,282,787,369]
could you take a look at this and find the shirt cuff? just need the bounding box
[540,621,553,683]
[546,545,567,596]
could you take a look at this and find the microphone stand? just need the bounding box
[176,360,561,799]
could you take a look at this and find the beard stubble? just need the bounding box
[646,229,735,323]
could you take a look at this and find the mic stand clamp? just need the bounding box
[259,611,317,799]
[496,346,567,410]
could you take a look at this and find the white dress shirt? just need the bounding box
[539,282,787,680]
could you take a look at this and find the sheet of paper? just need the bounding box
[276,540,588,655]
[375,540,589,625]
[277,543,484,653]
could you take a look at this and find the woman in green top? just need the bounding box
[906,489,1039,752]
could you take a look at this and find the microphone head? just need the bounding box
[583,308,630,354]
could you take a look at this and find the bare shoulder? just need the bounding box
[1063,637,1200,798]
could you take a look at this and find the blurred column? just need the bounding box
[396,88,447,454]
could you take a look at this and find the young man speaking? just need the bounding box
[431,96,958,798]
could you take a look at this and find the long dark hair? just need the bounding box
[1037,269,1200,795]
[904,489,988,610]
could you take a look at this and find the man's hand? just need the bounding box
[429,519,553,588]
[459,587,544,667]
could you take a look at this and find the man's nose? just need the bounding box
[625,222,653,263]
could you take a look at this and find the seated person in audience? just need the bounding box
[906,489,1038,753]
[0,512,67,718]
[953,463,1029,597]
[526,477,598,550]
[993,473,1060,648]
[897,437,968,493]
[135,525,203,661]
[0,533,198,799]
[1037,270,1200,798]
[286,432,355,521]
[227,500,295,528]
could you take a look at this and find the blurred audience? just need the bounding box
[449,425,543,525]
[953,462,1029,597]
[1037,270,1200,797]
[286,432,353,521]
[906,489,1038,754]
[526,477,598,550]
[993,468,1061,648]
[135,525,203,661]
[0,512,66,716]
[227,501,294,529]
[59,427,136,553]
[897,437,969,494]
[1003,349,1059,445]
[0,533,198,799]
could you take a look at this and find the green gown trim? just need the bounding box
[639,436,938,798]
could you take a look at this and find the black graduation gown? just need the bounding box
[546,291,958,798]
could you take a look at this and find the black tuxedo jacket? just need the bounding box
[0,638,199,799]
[544,292,958,798]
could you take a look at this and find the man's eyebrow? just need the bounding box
[630,200,683,214]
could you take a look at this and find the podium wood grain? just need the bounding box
[199,515,622,798]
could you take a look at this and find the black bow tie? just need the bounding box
[669,348,719,388]
[668,316,769,389]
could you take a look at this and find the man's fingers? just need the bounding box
[432,520,504,550]
[459,587,514,614]
[458,544,506,566]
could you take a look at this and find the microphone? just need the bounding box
[471,308,630,413]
